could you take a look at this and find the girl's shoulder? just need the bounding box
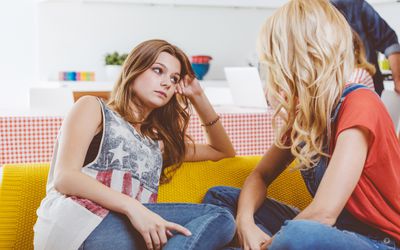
[337,88,390,134]
[63,96,103,131]
[72,96,102,116]
[343,88,380,107]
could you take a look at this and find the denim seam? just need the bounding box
[343,230,397,249]
[183,212,220,250]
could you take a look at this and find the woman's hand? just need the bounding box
[175,75,203,99]
[237,220,271,250]
[126,204,191,250]
[260,236,274,249]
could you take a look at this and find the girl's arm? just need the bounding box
[294,127,369,225]
[177,77,236,162]
[54,96,190,250]
[236,144,294,249]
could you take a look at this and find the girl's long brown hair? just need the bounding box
[352,30,376,76]
[107,39,194,183]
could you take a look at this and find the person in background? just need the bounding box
[203,0,400,249]
[33,39,236,250]
[331,0,400,95]
[348,30,376,90]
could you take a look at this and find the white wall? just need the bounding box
[36,1,400,83]
[374,3,400,36]
[0,0,37,109]
[1,1,399,110]
[37,2,274,82]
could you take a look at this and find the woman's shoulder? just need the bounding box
[71,96,102,116]
[63,96,103,129]
[339,88,388,127]
[74,95,102,106]
[343,88,380,107]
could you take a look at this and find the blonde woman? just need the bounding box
[34,39,236,250]
[204,0,400,249]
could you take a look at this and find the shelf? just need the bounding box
[36,81,114,91]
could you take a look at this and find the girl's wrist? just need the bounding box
[188,90,207,106]
[120,196,138,216]
[236,213,255,226]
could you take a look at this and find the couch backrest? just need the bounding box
[0,114,281,165]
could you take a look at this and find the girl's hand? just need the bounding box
[260,236,274,249]
[175,75,203,98]
[126,204,192,250]
[237,220,271,250]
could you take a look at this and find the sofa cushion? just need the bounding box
[0,156,311,249]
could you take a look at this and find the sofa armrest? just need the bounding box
[0,163,49,250]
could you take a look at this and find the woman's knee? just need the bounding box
[200,204,235,222]
[216,206,236,227]
[203,186,240,206]
[206,205,236,242]
[270,220,332,250]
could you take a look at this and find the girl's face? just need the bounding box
[131,52,181,111]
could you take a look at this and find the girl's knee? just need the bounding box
[203,186,239,205]
[212,207,236,241]
[270,220,330,250]
[204,186,230,200]
[203,204,234,221]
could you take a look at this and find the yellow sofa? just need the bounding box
[0,156,312,250]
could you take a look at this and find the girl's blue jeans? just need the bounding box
[203,186,397,250]
[79,203,235,250]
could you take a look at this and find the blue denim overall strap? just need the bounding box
[300,83,369,196]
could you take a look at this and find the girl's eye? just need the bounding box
[171,76,181,84]
[153,67,162,74]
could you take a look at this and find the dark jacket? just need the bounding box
[331,0,400,95]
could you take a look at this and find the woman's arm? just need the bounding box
[294,127,369,225]
[389,53,400,94]
[53,96,190,250]
[236,144,294,249]
[54,96,138,215]
[177,77,236,162]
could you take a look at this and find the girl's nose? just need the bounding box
[160,76,173,88]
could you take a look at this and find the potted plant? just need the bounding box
[104,52,128,81]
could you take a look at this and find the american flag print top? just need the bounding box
[34,98,163,250]
[74,99,163,217]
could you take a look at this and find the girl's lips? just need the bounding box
[154,90,167,98]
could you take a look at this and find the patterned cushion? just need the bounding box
[0,156,311,249]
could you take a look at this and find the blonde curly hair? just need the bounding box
[258,0,354,170]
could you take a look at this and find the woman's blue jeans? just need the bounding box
[203,186,397,250]
[79,203,236,250]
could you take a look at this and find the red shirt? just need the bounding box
[333,89,400,242]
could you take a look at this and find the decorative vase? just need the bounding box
[191,55,212,80]
[105,65,122,82]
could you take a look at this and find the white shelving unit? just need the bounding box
[29,80,235,115]
[30,81,114,115]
